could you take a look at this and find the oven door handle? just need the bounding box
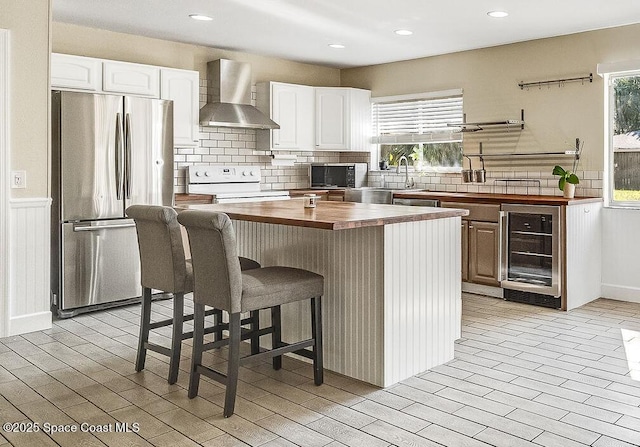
[499,210,507,283]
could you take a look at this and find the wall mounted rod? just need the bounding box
[518,73,593,90]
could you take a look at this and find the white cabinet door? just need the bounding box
[103,61,160,97]
[348,88,373,152]
[315,88,349,150]
[51,53,101,91]
[161,68,200,147]
[271,83,314,150]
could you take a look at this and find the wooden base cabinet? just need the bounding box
[443,202,501,287]
[468,221,500,286]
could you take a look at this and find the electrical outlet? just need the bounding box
[11,171,26,189]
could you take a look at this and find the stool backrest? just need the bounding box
[177,210,243,313]
[126,205,188,293]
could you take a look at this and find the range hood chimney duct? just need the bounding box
[199,59,279,130]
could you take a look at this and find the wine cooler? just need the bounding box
[501,204,562,308]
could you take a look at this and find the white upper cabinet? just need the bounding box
[348,88,373,152]
[256,82,315,151]
[51,53,102,91]
[102,60,160,97]
[257,84,372,152]
[315,87,372,151]
[161,68,200,147]
[315,88,349,150]
[51,54,201,148]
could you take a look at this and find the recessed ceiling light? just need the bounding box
[394,29,413,36]
[328,44,345,49]
[487,10,508,18]
[189,14,213,21]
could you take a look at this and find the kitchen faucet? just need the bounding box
[396,155,415,189]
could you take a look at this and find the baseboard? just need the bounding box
[463,282,504,299]
[8,311,52,336]
[601,284,640,304]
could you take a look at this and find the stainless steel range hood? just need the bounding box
[199,59,279,130]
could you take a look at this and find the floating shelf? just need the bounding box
[447,109,525,132]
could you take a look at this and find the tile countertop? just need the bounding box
[177,199,468,230]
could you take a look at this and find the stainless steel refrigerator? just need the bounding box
[51,90,174,317]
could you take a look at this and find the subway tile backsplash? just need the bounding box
[174,80,602,197]
[367,170,604,197]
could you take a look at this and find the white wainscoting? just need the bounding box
[233,217,461,387]
[383,218,461,386]
[565,201,603,310]
[601,207,640,304]
[7,198,52,336]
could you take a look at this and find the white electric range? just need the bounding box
[186,165,290,203]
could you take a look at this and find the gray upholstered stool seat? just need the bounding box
[126,205,260,385]
[241,267,323,311]
[177,210,324,417]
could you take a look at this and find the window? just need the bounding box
[600,62,640,207]
[371,89,463,171]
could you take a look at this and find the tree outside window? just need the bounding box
[380,142,462,169]
[611,75,640,204]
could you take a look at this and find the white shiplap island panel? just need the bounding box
[232,216,462,387]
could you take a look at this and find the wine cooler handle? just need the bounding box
[499,211,507,282]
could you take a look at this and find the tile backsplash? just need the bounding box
[368,169,603,197]
[174,79,602,197]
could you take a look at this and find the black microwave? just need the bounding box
[310,163,368,188]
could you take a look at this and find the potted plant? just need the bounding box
[552,164,579,198]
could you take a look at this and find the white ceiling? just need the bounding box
[52,0,640,69]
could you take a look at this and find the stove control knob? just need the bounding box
[204,171,211,177]
[250,171,256,176]
[243,171,250,176]
[195,171,203,177]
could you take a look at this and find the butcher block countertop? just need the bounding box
[175,191,602,207]
[392,191,602,206]
[177,199,468,230]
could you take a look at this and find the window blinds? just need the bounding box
[372,92,463,144]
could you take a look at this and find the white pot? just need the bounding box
[563,182,576,198]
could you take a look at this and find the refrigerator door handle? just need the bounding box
[73,222,136,231]
[115,113,124,200]
[125,113,132,199]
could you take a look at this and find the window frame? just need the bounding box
[601,66,640,209]
[371,89,464,172]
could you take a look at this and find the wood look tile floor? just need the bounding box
[1,293,640,446]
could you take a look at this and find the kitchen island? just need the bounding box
[180,200,468,387]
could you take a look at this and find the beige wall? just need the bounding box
[53,22,340,87]
[49,21,640,173]
[0,0,51,198]
[341,23,640,172]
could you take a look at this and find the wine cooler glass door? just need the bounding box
[501,204,561,297]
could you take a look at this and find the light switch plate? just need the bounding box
[11,171,26,188]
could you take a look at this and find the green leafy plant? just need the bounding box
[552,165,579,191]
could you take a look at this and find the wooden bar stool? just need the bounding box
[177,210,324,417]
[126,205,260,384]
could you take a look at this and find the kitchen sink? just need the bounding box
[344,187,423,204]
